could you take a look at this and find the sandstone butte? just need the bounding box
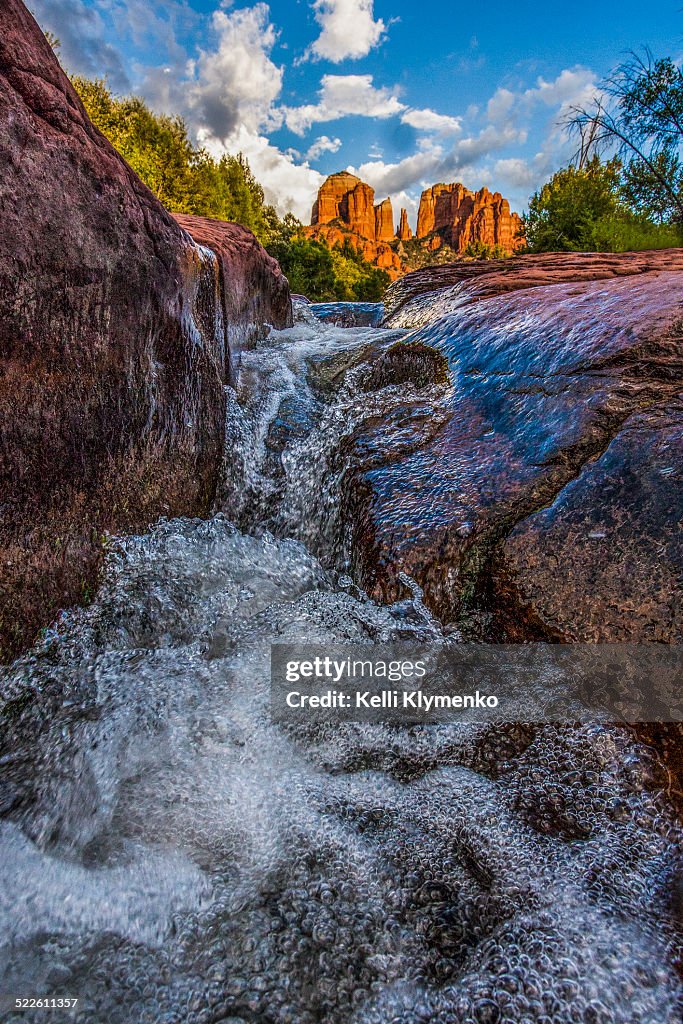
[304,172,525,279]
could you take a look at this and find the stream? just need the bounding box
[0,302,681,1023]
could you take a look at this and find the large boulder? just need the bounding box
[0,1,289,660]
[173,214,292,378]
[345,258,683,644]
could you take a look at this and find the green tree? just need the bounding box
[462,241,508,260]
[525,157,622,252]
[568,51,683,224]
[271,238,337,300]
[71,77,280,243]
[526,154,682,253]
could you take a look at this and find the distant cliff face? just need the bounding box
[416,182,525,253]
[306,172,405,279]
[306,173,525,280]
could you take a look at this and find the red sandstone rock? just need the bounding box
[308,173,524,280]
[397,209,413,241]
[383,249,683,327]
[311,171,362,225]
[374,198,395,243]
[304,223,405,280]
[346,181,376,242]
[173,215,292,369]
[312,172,377,240]
[346,255,683,646]
[0,0,290,659]
[416,182,524,254]
[308,173,406,277]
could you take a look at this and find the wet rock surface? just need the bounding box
[173,215,293,372]
[347,268,683,650]
[383,249,683,327]
[0,2,290,661]
[311,302,385,328]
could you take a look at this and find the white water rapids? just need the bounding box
[0,304,680,1023]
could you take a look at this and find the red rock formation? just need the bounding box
[311,171,361,225]
[397,209,413,241]
[312,172,377,240]
[416,182,524,254]
[307,174,405,279]
[375,198,395,243]
[0,0,291,659]
[308,173,524,279]
[304,223,405,280]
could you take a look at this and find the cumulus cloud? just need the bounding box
[352,121,526,197]
[306,135,343,161]
[401,108,462,135]
[524,67,598,109]
[30,0,131,90]
[307,0,386,63]
[187,3,283,139]
[487,68,598,127]
[284,74,405,134]
[30,0,601,223]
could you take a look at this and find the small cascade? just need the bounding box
[0,303,681,1023]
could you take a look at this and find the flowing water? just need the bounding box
[0,303,681,1023]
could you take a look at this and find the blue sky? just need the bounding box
[30,0,682,225]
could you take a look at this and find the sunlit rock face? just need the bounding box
[375,198,395,243]
[397,208,413,240]
[306,174,525,281]
[416,183,525,254]
[307,173,405,280]
[311,172,379,240]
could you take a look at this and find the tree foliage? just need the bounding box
[462,241,508,260]
[525,155,682,253]
[72,76,279,244]
[269,231,390,301]
[71,77,390,299]
[568,51,683,225]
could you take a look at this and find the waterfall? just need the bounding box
[0,303,680,1024]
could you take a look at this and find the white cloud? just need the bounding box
[486,87,516,125]
[487,68,598,128]
[186,3,283,138]
[307,0,386,62]
[200,126,324,221]
[352,121,526,197]
[351,141,445,196]
[386,189,419,231]
[284,74,406,135]
[524,67,597,109]
[492,156,542,191]
[401,108,462,135]
[306,135,343,160]
[479,67,600,207]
